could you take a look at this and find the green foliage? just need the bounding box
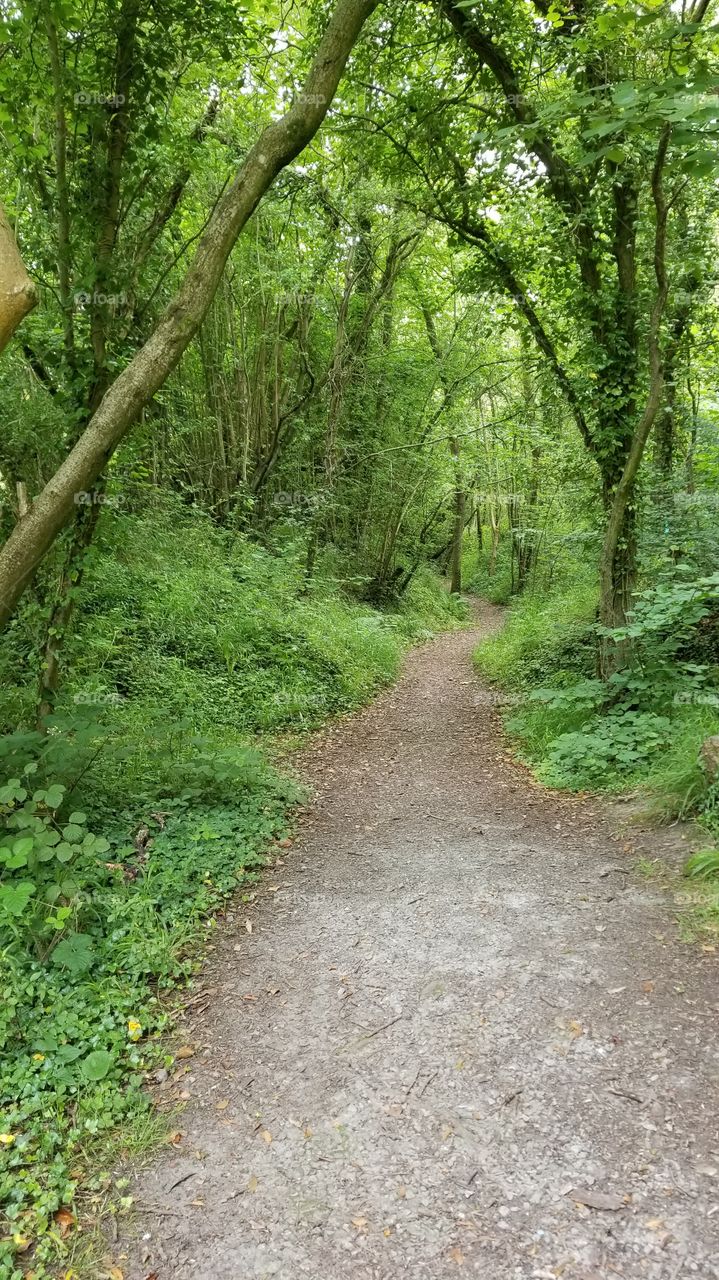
[0,745,295,1274]
[475,581,599,691]
[685,848,719,880]
[539,711,672,789]
[476,568,719,800]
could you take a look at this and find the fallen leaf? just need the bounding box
[245,921,253,934]
[351,1216,368,1231]
[109,1269,124,1280]
[568,1020,584,1038]
[167,1131,183,1146]
[261,1129,272,1145]
[383,1226,392,1237]
[645,1218,665,1231]
[215,1099,229,1111]
[144,1273,159,1280]
[303,1126,312,1139]
[567,1187,625,1211]
[642,980,655,995]
[397,1185,406,1199]
[175,1046,195,1060]
[247,1175,258,1193]
[449,1246,465,1265]
[54,1209,75,1238]
[701,944,716,954]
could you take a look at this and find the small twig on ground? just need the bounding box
[167,1171,196,1192]
[405,1066,422,1095]
[607,1087,644,1105]
[539,994,560,1009]
[134,1205,184,1217]
[419,1071,438,1097]
[362,1014,403,1042]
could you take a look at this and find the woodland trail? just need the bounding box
[119,605,719,1280]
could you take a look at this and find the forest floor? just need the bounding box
[114,603,719,1280]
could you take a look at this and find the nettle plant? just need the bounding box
[0,767,110,961]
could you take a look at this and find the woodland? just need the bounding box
[0,0,718,1271]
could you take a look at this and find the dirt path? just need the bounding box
[119,609,719,1280]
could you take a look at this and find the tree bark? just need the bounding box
[598,128,671,669]
[0,203,38,355]
[0,0,379,629]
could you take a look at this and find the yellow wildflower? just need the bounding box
[127,1018,142,1042]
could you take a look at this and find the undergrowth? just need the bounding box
[474,568,719,933]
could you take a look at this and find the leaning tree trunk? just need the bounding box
[0,203,38,354]
[0,0,379,630]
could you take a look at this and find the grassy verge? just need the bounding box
[0,508,466,1277]
[473,575,719,937]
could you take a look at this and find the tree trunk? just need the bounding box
[598,128,670,672]
[449,482,465,594]
[0,203,38,354]
[0,0,379,630]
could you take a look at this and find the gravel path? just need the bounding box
[119,608,719,1280]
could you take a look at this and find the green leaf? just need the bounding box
[51,933,96,975]
[62,824,83,842]
[68,811,87,825]
[44,784,65,809]
[0,881,35,917]
[81,1049,114,1081]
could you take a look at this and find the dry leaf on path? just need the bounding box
[567,1187,625,1211]
[260,1129,272,1145]
[215,1099,229,1111]
[175,1046,194,1060]
[449,1246,465,1264]
[247,1175,258,1193]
